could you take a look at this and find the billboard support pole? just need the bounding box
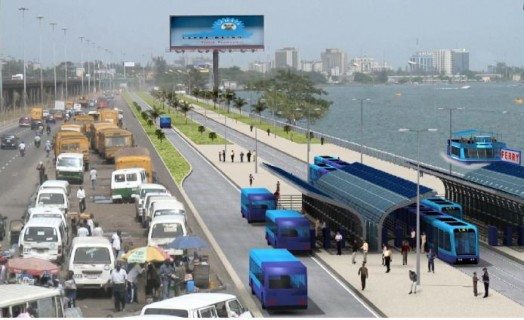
[213,50,219,93]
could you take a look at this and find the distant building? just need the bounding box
[300,60,323,73]
[451,49,469,75]
[411,49,469,75]
[409,51,434,74]
[432,49,453,75]
[321,48,347,76]
[275,47,299,70]
[350,56,390,74]
[248,60,270,73]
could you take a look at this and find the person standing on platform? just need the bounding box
[361,241,369,263]
[230,150,235,162]
[351,239,360,264]
[427,248,436,273]
[384,246,392,273]
[218,151,222,162]
[358,262,368,290]
[222,150,226,162]
[401,241,410,265]
[249,174,254,186]
[482,268,490,298]
[382,243,387,265]
[410,228,416,249]
[335,231,343,255]
[240,151,244,162]
[246,150,252,162]
[472,272,479,297]
[420,232,427,252]
[409,270,417,294]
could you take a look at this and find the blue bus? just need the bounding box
[394,204,479,264]
[241,188,276,223]
[159,115,172,128]
[265,210,312,252]
[421,197,463,219]
[249,248,308,309]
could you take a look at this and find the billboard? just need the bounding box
[170,15,264,51]
[500,148,521,165]
[124,61,135,67]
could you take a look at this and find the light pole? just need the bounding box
[0,0,4,116]
[62,27,68,102]
[79,36,84,97]
[86,39,91,95]
[224,113,228,161]
[19,7,29,112]
[437,107,464,174]
[36,16,44,106]
[398,127,438,286]
[353,98,371,163]
[255,99,265,174]
[50,22,57,101]
[296,106,320,164]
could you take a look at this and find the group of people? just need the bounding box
[218,149,255,163]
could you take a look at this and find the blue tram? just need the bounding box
[394,203,479,264]
[421,197,463,219]
[447,129,506,163]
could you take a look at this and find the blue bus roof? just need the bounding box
[250,248,299,263]
[266,209,305,221]
[160,115,171,118]
[241,187,272,196]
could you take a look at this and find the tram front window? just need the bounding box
[454,229,476,255]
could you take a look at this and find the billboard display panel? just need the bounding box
[170,15,264,50]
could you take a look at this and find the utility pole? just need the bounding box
[0,0,4,116]
[86,39,91,95]
[37,16,44,106]
[79,36,84,97]
[50,22,57,101]
[19,7,29,112]
[62,27,68,102]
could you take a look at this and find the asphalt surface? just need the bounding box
[131,93,377,317]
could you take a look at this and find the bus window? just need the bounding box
[215,302,228,318]
[268,273,306,289]
[280,228,299,237]
[197,306,216,318]
[451,146,460,157]
[29,296,56,318]
[227,299,244,317]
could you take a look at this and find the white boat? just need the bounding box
[460,85,471,89]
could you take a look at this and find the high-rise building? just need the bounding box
[275,47,299,70]
[413,49,469,75]
[300,60,323,73]
[350,56,389,74]
[248,61,270,73]
[451,49,469,75]
[432,49,453,75]
[321,48,348,76]
[409,51,434,74]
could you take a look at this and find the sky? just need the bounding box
[1,0,524,70]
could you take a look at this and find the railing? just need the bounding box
[277,194,303,211]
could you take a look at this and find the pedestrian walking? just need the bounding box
[408,270,418,294]
[482,267,490,298]
[240,151,244,162]
[231,150,235,162]
[36,161,46,185]
[410,228,416,249]
[64,271,77,307]
[267,128,270,136]
[126,263,145,304]
[109,262,128,312]
[384,246,392,273]
[249,173,254,186]
[361,240,369,263]
[427,248,436,273]
[218,151,222,162]
[247,150,252,162]
[335,231,343,255]
[86,214,95,235]
[159,259,175,300]
[382,243,387,265]
[112,231,122,259]
[92,222,104,237]
[173,260,186,297]
[351,239,360,264]
[358,262,368,290]
[145,263,160,301]
[90,167,97,190]
[77,186,86,213]
[421,232,427,253]
[44,140,52,157]
[77,222,89,237]
[401,241,410,265]
[472,272,479,297]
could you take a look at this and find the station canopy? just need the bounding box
[463,162,524,199]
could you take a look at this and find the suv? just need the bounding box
[1,134,19,149]
[19,116,31,127]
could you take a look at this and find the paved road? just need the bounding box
[132,93,377,317]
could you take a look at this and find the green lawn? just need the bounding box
[136,92,229,145]
[123,92,191,184]
[178,94,320,144]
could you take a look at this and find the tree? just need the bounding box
[223,89,236,113]
[179,101,193,124]
[141,111,149,121]
[147,119,154,128]
[251,99,267,123]
[233,97,247,115]
[283,125,292,134]
[209,132,217,141]
[353,72,374,84]
[155,129,165,143]
[146,106,163,123]
[198,126,205,135]
[212,89,220,109]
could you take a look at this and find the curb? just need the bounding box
[127,93,264,318]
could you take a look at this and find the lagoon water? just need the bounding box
[240,83,524,171]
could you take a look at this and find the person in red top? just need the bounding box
[401,240,411,265]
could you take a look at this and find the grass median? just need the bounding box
[136,92,229,145]
[123,92,191,184]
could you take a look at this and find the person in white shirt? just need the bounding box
[112,231,122,259]
[77,223,89,237]
[109,262,127,312]
[335,231,343,255]
[86,214,95,234]
[361,241,369,263]
[77,187,86,213]
[92,222,104,237]
[89,168,97,190]
[126,263,144,303]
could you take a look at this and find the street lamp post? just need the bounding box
[36,16,44,106]
[19,7,29,113]
[50,22,57,101]
[296,106,320,164]
[398,127,438,287]
[437,107,464,174]
[79,36,84,97]
[353,98,371,163]
[62,27,68,102]
[224,113,228,162]
[86,39,91,95]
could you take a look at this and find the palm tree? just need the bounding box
[179,101,193,124]
[146,105,163,123]
[251,99,267,123]
[166,91,179,110]
[224,89,236,113]
[233,97,247,115]
[212,89,220,109]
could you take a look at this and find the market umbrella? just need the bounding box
[6,257,60,277]
[165,235,209,250]
[121,246,169,263]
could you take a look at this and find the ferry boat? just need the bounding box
[447,129,507,163]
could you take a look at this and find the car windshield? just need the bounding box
[105,136,131,147]
[73,247,111,264]
[38,193,65,205]
[154,209,184,217]
[114,174,125,182]
[151,223,183,238]
[2,135,15,139]
[141,188,166,198]
[57,157,82,167]
[24,227,58,242]
[32,213,62,220]
[144,308,188,317]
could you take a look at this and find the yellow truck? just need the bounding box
[99,109,119,126]
[30,107,44,130]
[53,131,90,170]
[59,124,83,133]
[114,147,154,182]
[73,114,95,135]
[89,122,118,150]
[97,128,134,160]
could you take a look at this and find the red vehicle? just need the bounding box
[18,116,31,127]
[97,98,109,109]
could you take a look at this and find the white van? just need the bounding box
[35,187,69,214]
[140,293,253,318]
[39,179,70,196]
[142,194,176,228]
[26,207,67,228]
[148,215,187,256]
[147,199,186,227]
[135,184,170,222]
[111,168,147,203]
[19,217,67,262]
[0,284,67,318]
[68,237,115,290]
[56,153,84,184]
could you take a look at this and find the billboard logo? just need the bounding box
[182,18,252,40]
